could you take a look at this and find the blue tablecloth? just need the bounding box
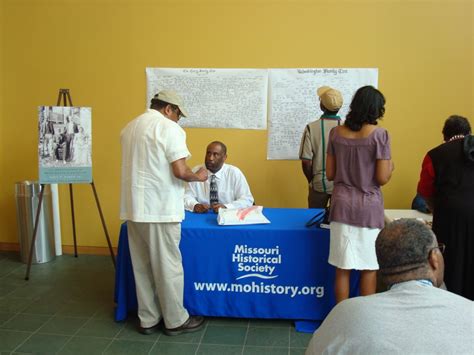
[114,208,359,331]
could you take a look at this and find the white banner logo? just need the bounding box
[232,244,281,280]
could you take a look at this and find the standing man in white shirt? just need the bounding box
[184,141,254,213]
[120,90,208,336]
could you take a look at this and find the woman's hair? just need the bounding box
[345,86,386,131]
[442,115,471,141]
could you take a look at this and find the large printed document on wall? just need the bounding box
[146,68,268,129]
[267,68,378,160]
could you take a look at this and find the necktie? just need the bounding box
[210,174,219,205]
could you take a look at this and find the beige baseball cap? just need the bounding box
[153,90,189,118]
[317,86,343,111]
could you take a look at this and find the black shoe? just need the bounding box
[164,316,205,336]
[138,322,161,335]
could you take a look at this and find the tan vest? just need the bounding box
[299,115,341,193]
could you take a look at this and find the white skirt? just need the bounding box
[328,222,380,270]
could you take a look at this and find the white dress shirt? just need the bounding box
[184,163,254,211]
[120,109,191,222]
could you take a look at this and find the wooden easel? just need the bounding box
[25,89,116,280]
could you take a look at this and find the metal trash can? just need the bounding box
[15,181,55,264]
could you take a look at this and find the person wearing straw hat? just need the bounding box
[120,90,207,336]
[299,86,343,208]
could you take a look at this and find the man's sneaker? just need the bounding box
[164,316,205,336]
[138,322,161,335]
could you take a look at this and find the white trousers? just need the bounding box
[127,221,189,329]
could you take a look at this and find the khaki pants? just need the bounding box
[308,188,331,209]
[127,221,189,329]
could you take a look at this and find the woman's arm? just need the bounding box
[326,153,336,181]
[375,159,394,186]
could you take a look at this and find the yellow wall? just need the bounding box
[0,1,4,185]
[1,0,473,248]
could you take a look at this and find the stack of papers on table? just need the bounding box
[217,206,270,226]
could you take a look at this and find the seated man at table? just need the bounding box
[305,219,473,355]
[184,141,254,213]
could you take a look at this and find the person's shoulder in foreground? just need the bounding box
[305,219,474,355]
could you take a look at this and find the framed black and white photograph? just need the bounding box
[38,106,92,184]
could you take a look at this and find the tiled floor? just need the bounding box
[0,252,312,354]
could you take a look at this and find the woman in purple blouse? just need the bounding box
[326,86,394,303]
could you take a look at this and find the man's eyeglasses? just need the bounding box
[171,105,183,119]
